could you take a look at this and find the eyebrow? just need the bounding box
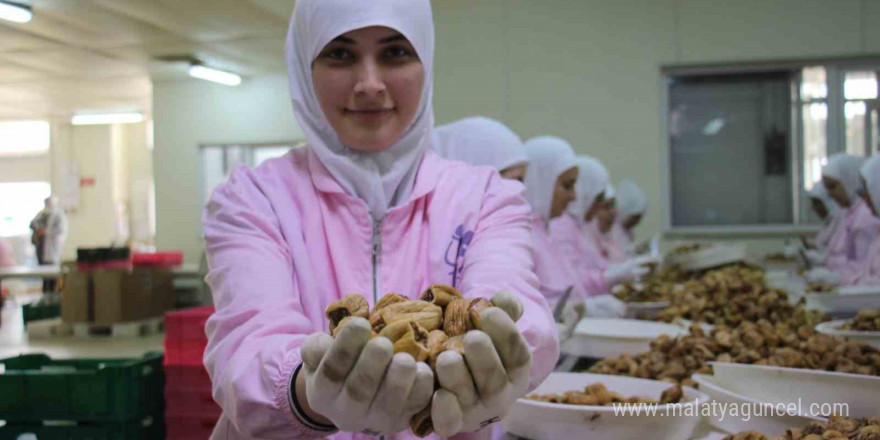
[330,35,356,44]
[379,33,407,44]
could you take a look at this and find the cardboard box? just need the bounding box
[93,268,175,325]
[61,264,91,323]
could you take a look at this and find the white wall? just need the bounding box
[152,0,879,260]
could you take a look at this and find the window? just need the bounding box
[0,121,50,156]
[669,72,793,226]
[0,182,52,237]
[666,59,880,228]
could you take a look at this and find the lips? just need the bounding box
[345,107,394,122]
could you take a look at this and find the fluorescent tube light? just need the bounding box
[0,1,32,23]
[188,65,241,86]
[71,111,144,125]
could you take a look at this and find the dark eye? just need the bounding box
[319,47,354,62]
[383,45,415,62]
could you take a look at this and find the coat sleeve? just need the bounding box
[548,217,608,299]
[457,173,559,392]
[202,167,334,440]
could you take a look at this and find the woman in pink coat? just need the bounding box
[521,136,581,306]
[586,184,628,263]
[201,1,558,439]
[809,155,880,286]
[808,154,880,272]
[611,179,648,256]
[808,184,844,252]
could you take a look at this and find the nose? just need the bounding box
[353,58,386,98]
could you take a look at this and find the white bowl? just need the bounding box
[560,318,687,358]
[623,300,671,319]
[501,373,707,440]
[709,362,880,419]
[692,373,824,436]
[805,291,880,318]
[815,319,880,350]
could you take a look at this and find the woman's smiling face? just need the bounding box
[312,26,425,153]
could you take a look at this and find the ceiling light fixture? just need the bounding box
[71,111,144,126]
[0,1,32,23]
[188,64,242,86]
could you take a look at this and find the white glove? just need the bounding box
[300,318,434,434]
[783,242,801,258]
[804,249,825,266]
[557,300,585,341]
[584,294,626,318]
[805,268,842,285]
[431,307,532,437]
[604,256,657,286]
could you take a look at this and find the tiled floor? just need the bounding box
[0,297,163,360]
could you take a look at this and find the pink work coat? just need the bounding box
[826,199,880,271]
[610,221,634,257]
[586,221,627,264]
[841,230,880,286]
[529,215,585,305]
[548,214,609,298]
[202,148,558,440]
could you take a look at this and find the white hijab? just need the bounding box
[604,183,616,200]
[862,155,880,215]
[286,0,434,220]
[567,156,609,220]
[808,183,840,217]
[432,116,528,172]
[523,136,578,222]
[616,179,647,219]
[822,153,868,202]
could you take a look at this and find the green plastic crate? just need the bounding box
[0,353,164,423]
[22,302,61,324]
[0,414,164,440]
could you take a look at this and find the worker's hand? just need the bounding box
[805,268,841,285]
[584,294,626,318]
[431,307,531,437]
[300,318,434,434]
[604,256,657,286]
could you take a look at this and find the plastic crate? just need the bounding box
[0,353,164,423]
[164,389,221,419]
[132,252,183,268]
[21,301,61,324]
[165,414,219,440]
[0,414,164,440]
[164,365,212,391]
[164,307,213,366]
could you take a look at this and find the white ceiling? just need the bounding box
[0,0,295,120]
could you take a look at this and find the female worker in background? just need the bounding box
[806,154,879,275]
[612,179,648,256]
[522,136,581,305]
[808,184,844,252]
[549,157,651,317]
[587,184,628,263]
[202,1,558,438]
[808,155,880,286]
[432,116,529,182]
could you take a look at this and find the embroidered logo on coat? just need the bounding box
[444,224,474,288]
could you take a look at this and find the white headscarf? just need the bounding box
[567,156,609,219]
[523,136,578,221]
[286,0,434,220]
[862,155,880,214]
[432,116,527,172]
[822,153,868,202]
[808,184,840,216]
[616,179,647,219]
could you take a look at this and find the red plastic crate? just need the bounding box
[165,364,212,391]
[165,306,214,366]
[165,413,220,440]
[133,251,184,267]
[165,388,221,419]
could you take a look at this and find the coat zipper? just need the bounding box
[372,219,384,440]
[371,219,383,308]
